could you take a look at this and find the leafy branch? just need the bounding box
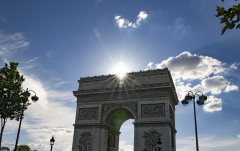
[216,0,240,34]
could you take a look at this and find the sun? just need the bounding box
[112,61,129,79]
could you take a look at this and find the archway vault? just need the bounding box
[72,69,179,151]
[105,107,134,131]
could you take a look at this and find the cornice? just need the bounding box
[73,68,179,105]
[78,68,169,82]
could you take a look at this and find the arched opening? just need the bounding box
[119,119,134,151]
[104,107,135,151]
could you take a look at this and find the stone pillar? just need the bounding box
[72,126,108,151]
[134,124,172,151]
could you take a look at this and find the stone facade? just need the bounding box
[72,68,178,151]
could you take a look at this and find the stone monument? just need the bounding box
[72,68,178,151]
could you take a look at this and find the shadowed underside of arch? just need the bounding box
[105,108,134,130]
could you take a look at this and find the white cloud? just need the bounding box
[25,57,39,63]
[19,72,75,151]
[1,70,75,151]
[238,135,240,139]
[115,16,121,20]
[154,51,238,112]
[115,17,133,28]
[230,62,238,69]
[0,31,76,151]
[0,31,29,57]
[177,136,240,151]
[119,141,133,151]
[147,62,154,68]
[115,11,148,29]
[224,84,239,92]
[194,76,237,95]
[136,11,148,25]
[156,51,226,80]
[203,96,222,112]
[176,76,238,100]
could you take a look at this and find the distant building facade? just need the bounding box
[72,69,178,151]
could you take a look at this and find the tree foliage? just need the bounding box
[216,0,240,34]
[0,146,10,151]
[15,145,31,151]
[0,63,30,148]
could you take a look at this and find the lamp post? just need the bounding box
[50,136,55,151]
[181,91,207,151]
[14,88,39,151]
[156,139,162,151]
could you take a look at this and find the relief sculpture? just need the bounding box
[143,128,162,151]
[78,108,98,120]
[142,104,164,117]
[78,132,92,151]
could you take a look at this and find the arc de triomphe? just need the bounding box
[72,68,178,151]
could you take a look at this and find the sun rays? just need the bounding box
[111,61,130,79]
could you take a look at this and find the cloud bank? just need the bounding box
[149,51,238,112]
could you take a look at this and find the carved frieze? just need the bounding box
[78,89,170,102]
[78,72,170,90]
[143,128,162,151]
[141,104,164,117]
[78,108,98,120]
[78,132,92,151]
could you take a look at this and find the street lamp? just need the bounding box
[182,91,207,151]
[14,88,39,151]
[50,136,55,151]
[156,139,162,151]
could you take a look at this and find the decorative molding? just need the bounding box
[169,105,175,125]
[78,69,170,90]
[78,108,98,120]
[141,104,165,117]
[78,89,170,102]
[78,132,92,151]
[102,102,137,115]
[143,128,162,151]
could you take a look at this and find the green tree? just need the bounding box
[0,63,30,148]
[14,145,31,151]
[0,146,10,151]
[216,0,240,34]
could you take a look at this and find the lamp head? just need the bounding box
[199,95,207,101]
[31,95,39,103]
[185,94,193,102]
[197,99,204,106]
[157,139,162,148]
[197,95,207,106]
[50,136,55,146]
[181,99,189,106]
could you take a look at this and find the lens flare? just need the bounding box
[119,80,124,85]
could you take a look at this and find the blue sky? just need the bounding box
[0,0,240,151]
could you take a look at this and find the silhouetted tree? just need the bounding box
[14,145,31,151]
[216,0,240,34]
[0,63,30,148]
[0,146,10,151]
